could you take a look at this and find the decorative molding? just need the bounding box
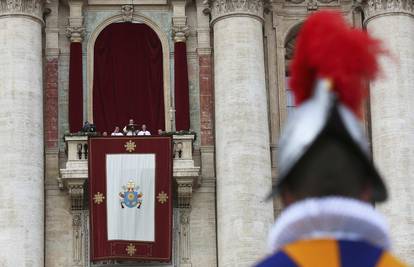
[0,0,44,22]
[121,4,133,22]
[179,209,192,267]
[66,26,85,42]
[69,182,86,210]
[173,24,190,42]
[363,0,414,21]
[72,211,83,265]
[208,0,265,24]
[176,178,193,208]
[281,0,339,10]
[307,0,318,10]
[171,0,189,43]
[67,0,84,42]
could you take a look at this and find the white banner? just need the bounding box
[106,154,155,242]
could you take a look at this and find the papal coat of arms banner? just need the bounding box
[89,137,172,262]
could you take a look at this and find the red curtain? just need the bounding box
[93,23,165,133]
[174,42,190,131]
[69,42,83,133]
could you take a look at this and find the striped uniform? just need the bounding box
[256,239,406,267]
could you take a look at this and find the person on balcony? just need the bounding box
[123,119,137,136]
[111,126,124,136]
[137,124,151,136]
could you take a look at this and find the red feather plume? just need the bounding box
[289,10,386,117]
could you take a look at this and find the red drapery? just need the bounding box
[93,23,165,133]
[174,42,190,131]
[69,42,84,133]
[89,137,172,261]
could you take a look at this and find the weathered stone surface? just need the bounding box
[45,57,59,149]
[199,55,214,146]
[213,15,274,267]
[367,15,414,265]
[190,181,217,267]
[0,16,44,267]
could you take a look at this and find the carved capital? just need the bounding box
[66,26,85,42]
[121,4,133,22]
[362,0,414,21]
[208,0,265,24]
[176,178,193,208]
[68,182,85,210]
[173,24,190,42]
[0,0,45,22]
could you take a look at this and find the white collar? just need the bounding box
[268,197,390,253]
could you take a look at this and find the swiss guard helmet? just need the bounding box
[269,11,388,202]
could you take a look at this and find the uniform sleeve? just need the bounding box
[376,252,408,267]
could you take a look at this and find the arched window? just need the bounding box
[284,24,301,116]
[92,23,165,133]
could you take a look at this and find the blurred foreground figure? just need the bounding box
[256,11,407,267]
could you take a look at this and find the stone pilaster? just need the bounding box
[209,0,274,266]
[363,1,414,264]
[0,1,45,266]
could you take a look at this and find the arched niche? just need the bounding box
[87,14,172,131]
[284,22,302,72]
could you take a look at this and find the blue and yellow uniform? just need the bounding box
[256,239,406,267]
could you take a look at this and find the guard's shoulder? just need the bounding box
[255,251,298,267]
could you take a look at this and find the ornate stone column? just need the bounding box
[209,1,274,266]
[0,0,45,266]
[363,1,414,264]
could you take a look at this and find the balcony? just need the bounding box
[59,133,200,210]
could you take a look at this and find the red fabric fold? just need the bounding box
[93,23,165,133]
[174,42,190,131]
[69,42,84,132]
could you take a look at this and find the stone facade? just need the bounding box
[0,0,413,266]
[0,1,45,267]
[364,2,414,262]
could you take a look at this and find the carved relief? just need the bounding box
[283,0,339,10]
[177,182,192,208]
[173,24,190,42]
[209,0,265,22]
[121,4,133,22]
[179,209,191,266]
[0,0,44,20]
[286,0,305,4]
[363,0,414,19]
[72,212,83,266]
[66,26,85,42]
